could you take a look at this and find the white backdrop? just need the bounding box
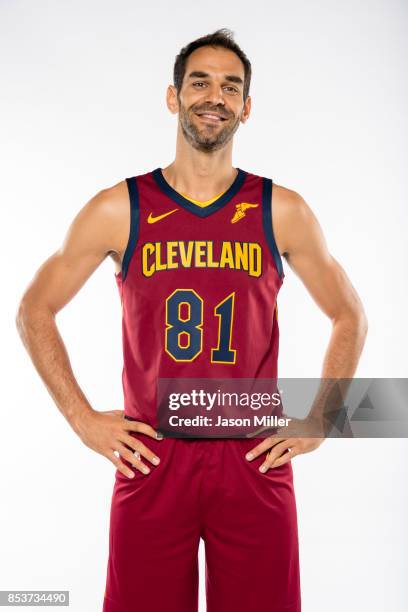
[1,0,407,610]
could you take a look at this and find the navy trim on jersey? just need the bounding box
[122,177,140,282]
[262,177,284,279]
[152,167,247,218]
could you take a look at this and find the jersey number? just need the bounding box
[165,289,236,364]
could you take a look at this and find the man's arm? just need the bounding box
[274,184,368,378]
[246,185,368,471]
[16,181,161,478]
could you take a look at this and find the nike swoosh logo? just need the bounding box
[147,209,178,224]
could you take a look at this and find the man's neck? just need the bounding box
[162,155,237,202]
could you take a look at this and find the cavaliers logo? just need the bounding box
[231,202,259,224]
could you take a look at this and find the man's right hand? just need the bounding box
[75,409,162,478]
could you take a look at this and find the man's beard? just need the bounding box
[178,101,241,153]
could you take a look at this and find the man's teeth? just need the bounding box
[201,114,222,120]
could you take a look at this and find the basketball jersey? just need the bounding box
[115,167,285,428]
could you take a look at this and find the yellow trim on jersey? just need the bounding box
[179,190,226,208]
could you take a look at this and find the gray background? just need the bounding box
[1,0,407,610]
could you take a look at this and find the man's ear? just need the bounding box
[240,95,251,124]
[166,85,179,115]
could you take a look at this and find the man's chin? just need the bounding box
[181,121,230,151]
[192,140,221,152]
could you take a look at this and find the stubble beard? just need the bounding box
[178,99,241,153]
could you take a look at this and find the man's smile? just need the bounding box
[194,111,228,123]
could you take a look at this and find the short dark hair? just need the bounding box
[173,28,252,102]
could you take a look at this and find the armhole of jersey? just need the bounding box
[262,177,284,280]
[121,176,140,282]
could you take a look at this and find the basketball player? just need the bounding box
[16,29,367,612]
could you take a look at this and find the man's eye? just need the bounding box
[192,82,238,93]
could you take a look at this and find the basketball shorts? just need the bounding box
[103,432,301,612]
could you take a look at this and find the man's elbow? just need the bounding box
[359,309,369,338]
[15,295,32,342]
[353,298,368,337]
[336,303,368,339]
[354,313,368,350]
[15,294,52,342]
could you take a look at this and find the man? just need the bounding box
[16,28,367,612]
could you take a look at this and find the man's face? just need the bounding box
[174,45,250,152]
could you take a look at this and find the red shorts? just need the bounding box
[103,433,301,612]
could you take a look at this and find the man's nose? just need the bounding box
[204,83,225,106]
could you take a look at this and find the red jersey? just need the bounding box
[115,167,284,429]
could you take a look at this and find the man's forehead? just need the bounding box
[185,46,245,80]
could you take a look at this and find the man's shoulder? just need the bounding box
[269,183,312,257]
[272,182,310,228]
[94,178,129,209]
[74,179,132,259]
[84,179,130,227]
